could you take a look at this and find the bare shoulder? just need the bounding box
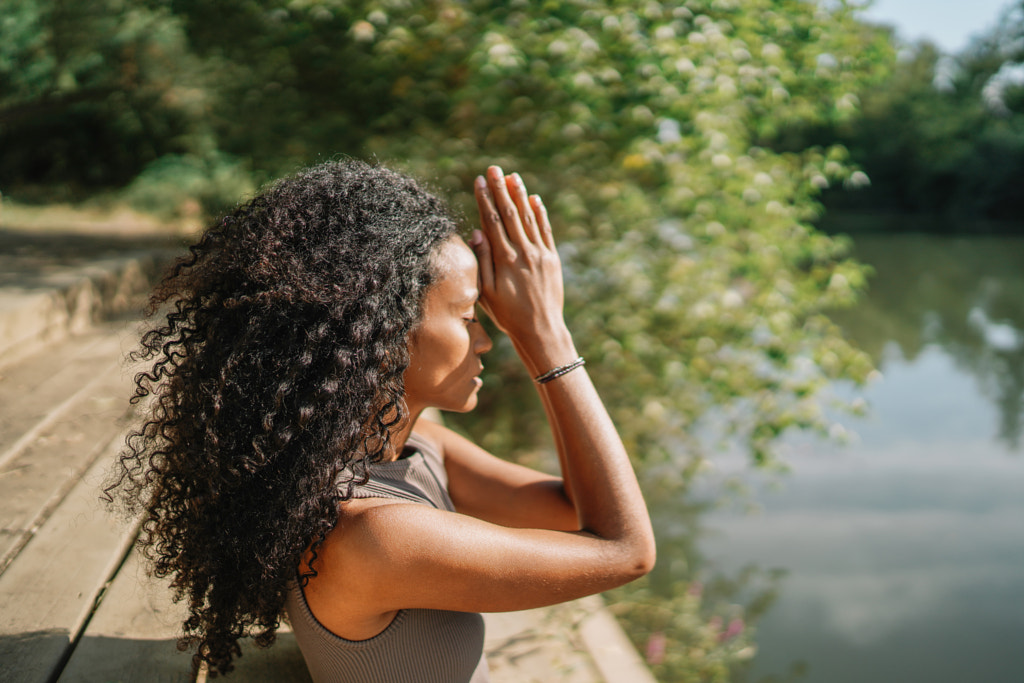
[301,498,422,639]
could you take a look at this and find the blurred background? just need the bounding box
[1,1,1021,681]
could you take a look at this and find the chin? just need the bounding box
[440,392,479,414]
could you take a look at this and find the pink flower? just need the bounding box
[720,617,745,642]
[645,631,667,665]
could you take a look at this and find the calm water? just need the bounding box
[701,234,1024,683]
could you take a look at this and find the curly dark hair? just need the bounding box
[106,159,458,676]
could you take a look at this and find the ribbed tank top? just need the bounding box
[284,432,490,683]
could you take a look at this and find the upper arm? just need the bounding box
[318,502,646,617]
[413,418,578,531]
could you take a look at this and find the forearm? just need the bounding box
[514,330,654,561]
[470,165,654,568]
[509,334,576,506]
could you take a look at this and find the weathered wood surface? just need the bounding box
[60,549,313,683]
[0,441,136,683]
[0,327,137,572]
[0,327,129,467]
[57,550,191,683]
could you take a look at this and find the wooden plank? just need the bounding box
[61,546,311,682]
[57,550,192,683]
[0,439,136,683]
[0,359,135,572]
[0,327,128,467]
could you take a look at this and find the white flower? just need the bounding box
[816,53,838,70]
[548,39,569,56]
[692,301,715,319]
[712,153,732,168]
[351,20,375,42]
[716,76,737,96]
[489,43,513,59]
[561,123,584,139]
[828,273,850,292]
[632,105,654,123]
[675,58,696,74]
[836,92,859,112]
[845,171,870,189]
[721,289,743,308]
[657,118,681,143]
[573,72,595,89]
[311,6,333,22]
[828,423,848,440]
[655,25,676,40]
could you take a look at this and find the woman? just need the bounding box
[110,160,655,681]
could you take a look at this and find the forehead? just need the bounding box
[429,236,478,302]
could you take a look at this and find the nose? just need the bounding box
[474,322,493,355]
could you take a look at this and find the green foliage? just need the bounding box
[815,2,1024,225]
[1,1,895,678]
[0,0,213,194]
[121,152,254,218]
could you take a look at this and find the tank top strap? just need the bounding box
[344,431,455,512]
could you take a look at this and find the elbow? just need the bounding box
[617,534,656,581]
[632,538,657,578]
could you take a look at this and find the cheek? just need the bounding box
[407,325,465,378]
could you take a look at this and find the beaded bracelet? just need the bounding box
[534,356,586,384]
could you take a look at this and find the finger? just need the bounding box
[468,229,495,297]
[474,175,513,259]
[505,173,542,246]
[487,166,528,251]
[531,194,555,250]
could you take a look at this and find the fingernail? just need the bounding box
[513,172,523,186]
[489,165,504,177]
[469,230,483,246]
[475,175,486,188]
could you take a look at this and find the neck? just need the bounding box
[382,405,423,462]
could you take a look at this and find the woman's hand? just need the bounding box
[470,167,572,366]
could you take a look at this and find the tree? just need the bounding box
[818,2,1024,225]
[0,0,218,196]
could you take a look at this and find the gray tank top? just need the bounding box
[284,432,490,683]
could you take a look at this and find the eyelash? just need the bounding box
[464,317,479,325]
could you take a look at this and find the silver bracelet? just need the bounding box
[534,356,586,384]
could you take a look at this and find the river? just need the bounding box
[700,233,1024,682]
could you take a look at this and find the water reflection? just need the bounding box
[703,233,1024,683]
[832,234,1024,450]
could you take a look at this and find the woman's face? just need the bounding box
[404,236,493,414]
